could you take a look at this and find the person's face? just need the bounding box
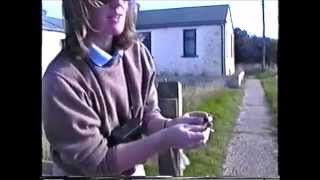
[89,0,130,36]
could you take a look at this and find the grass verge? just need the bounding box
[145,88,243,176]
[256,71,278,126]
[183,89,243,176]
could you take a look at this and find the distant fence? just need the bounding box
[236,63,277,75]
[156,74,227,89]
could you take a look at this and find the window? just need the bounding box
[140,32,151,53]
[183,29,196,57]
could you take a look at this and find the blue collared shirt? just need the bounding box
[88,43,124,68]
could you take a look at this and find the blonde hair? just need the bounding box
[62,0,138,59]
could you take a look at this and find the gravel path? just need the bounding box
[223,78,278,177]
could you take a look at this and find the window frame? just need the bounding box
[183,29,197,57]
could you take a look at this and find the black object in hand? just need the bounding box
[108,119,142,147]
[107,119,143,176]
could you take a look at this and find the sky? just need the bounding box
[42,0,278,39]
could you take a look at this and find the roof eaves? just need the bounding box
[137,20,225,30]
[42,27,65,33]
[227,6,235,31]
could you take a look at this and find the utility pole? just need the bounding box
[262,0,266,71]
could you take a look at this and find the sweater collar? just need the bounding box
[88,43,124,67]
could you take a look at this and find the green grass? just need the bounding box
[183,89,243,176]
[261,77,277,114]
[144,88,243,176]
[259,76,278,127]
[255,69,276,79]
[144,163,158,176]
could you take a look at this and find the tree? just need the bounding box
[234,27,277,65]
[266,39,278,65]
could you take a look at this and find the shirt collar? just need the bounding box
[88,43,124,67]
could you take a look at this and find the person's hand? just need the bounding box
[167,111,212,128]
[163,124,205,150]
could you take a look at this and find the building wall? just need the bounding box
[138,25,222,76]
[42,30,65,76]
[224,9,235,76]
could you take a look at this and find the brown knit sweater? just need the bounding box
[42,41,170,176]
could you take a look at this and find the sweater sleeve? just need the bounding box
[43,72,171,176]
[43,72,120,176]
[139,43,172,135]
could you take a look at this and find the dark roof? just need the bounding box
[42,13,64,32]
[136,5,230,29]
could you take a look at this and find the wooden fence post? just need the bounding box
[157,81,183,176]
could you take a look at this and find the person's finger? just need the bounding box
[188,131,205,142]
[186,125,206,132]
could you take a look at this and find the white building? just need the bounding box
[137,5,235,77]
[42,10,65,76]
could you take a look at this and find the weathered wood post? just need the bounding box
[42,127,53,176]
[157,81,183,176]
